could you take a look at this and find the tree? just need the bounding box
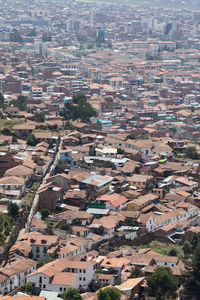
[7,202,19,218]
[183,243,200,299]
[146,181,155,191]
[183,241,192,257]
[169,248,178,256]
[117,148,126,155]
[35,112,45,123]
[0,93,5,109]
[11,95,27,111]
[97,287,121,300]
[146,267,178,300]
[184,147,199,160]
[191,233,198,249]
[128,266,144,278]
[27,134,38,146]
[40,208,50,220]
[62,287,82,300]
[64,120,76,131]
[61,93,96,123]
[1,127,12,136]
[21,284,33,295]
[126,133,136,140]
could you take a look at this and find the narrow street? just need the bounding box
[18,137,62,236]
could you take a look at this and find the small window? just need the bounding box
[83,277,86,281]
[43,284,46,288]
[79,277,82,281]
[60,287,62,292]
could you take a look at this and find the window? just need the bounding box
[60,287,62,292]
[165,263,167,266]
[83,270,86,273]
[79,269,82,273]
[79,277,82,281]
[83,277,86,281]
[43,284,46,289]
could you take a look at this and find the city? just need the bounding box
[0,0,200,299]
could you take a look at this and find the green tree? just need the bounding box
[184,147,199,160]
[1,127,12,136]
[97,287,121,300]
[128,266,144,278]
[183,241,192,257]
[27,134,38,146]
[0,93,5,109]
[183,243,200,298]
[7,202,19,218]
[35,112,45,123]
[40,208,50,220]
[62,287,82,300]
[191,233,198,249]
[126,133,136,140]
[169,248,178,256]
[11,95,27,111]
[21,284,33,295]
[61,93,96,122]
[146,182,155,191]
[36,261,46,269]
[146,267,178,300]
[117,148,126,155]
[64,120,76,131]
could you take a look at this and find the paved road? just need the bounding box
[18,138,62,237]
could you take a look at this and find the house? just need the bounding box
[26,258,94,291]
[155,209,190,229]
[72,122,91,134]
[57,237,89,258]
[64,189,87,209]
[38,182,62,211]
[89,214,125,238]
[17,232,59,261]
[137,212,157,232]
[46,173,70,191]
[33,131,55,143]
[174,177,198,189]
[100,257,130,276]
[116,277,145,299]
[59,149,77,166]
[78,174,113,200]
[96,193,129,211]
[125,139,172,160]
[96,273,115,286]
[0,258,37,294]
[4,165,33,187]
[127,193,159,211]
[0,176,25,198]
[30,218,48,233]
[127,174,153,189]
[55,210,93,226]
[5,106,19,117]
[95,146,117,158]
[13,124,35,138]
